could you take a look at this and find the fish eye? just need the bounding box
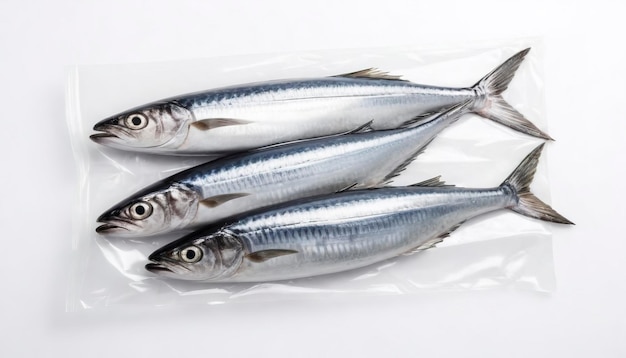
[180,246,202,263]
[125,113,148,130]
[129,202,153,220]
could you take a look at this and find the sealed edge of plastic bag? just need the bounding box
[66,37,557,311]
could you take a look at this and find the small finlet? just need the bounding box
[200,193,250,208]
[246,249,298,263]
[191,118,252,131]
[335,68,406,81]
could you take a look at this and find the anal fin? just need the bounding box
[381,138,434,185]
[403,221,466,255]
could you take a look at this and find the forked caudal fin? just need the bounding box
[472,48,553,140]
[501,144,573,224]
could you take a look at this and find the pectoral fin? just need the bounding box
[246,249,298,263]
[200,193,250,208]
[191,118,252,131]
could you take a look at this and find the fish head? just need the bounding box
[96,183,201,237]
[90,101,193,150]
[146,231,244,281]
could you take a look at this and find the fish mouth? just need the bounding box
[95,223,128,234]
[90,132,118,142]
[95,216,138,235]
[90,123,131,146]
[145,262,173,274]
[96,213,153,237]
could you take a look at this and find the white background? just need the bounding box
[0,1,624,357]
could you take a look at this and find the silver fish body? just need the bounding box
[91,49,549,155]
[96,102,470,237]
[199,186,513,282]
[146,144,572,282]
[172,78,471,154]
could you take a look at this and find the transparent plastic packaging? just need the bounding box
[66,38,554,311]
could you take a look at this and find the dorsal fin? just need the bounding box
[408,176,454,188]
[334,68,406,81]
[247,120,375,152]
[402,221,466,255]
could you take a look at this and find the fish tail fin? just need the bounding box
[501,143,573,224]
[472,48,553,140]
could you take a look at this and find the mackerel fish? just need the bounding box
[90,49,548,155]
[146,144,572,282]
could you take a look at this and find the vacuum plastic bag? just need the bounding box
[66,37,554,311]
